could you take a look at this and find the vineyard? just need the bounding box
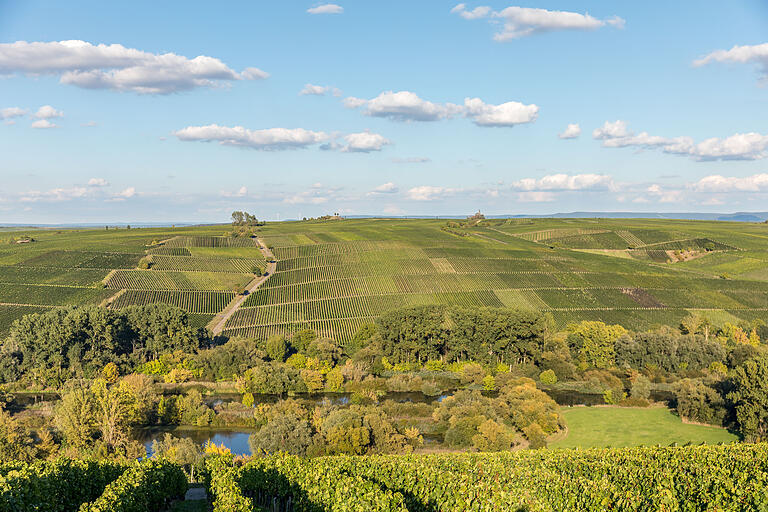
[110,290,235,314]
[0,227,263,337]
[2,444,767,511]
[219,218,768,341]
[204,443,768,511]
[3,218,768,342]
[0,458,186,512]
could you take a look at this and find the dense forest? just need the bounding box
[1,301,768,466]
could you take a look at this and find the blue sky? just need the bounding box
[1,0,767,222]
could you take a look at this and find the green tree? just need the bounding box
[567,321,626,369]
[55,386,98,450]
[325,367,344,392]
[265,335,288,362]
[0,410,36,461]
[728,355,768,441]
[248,413,313,456]
[673,378,726,426]
[631,374,652,400]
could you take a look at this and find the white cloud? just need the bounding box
[174,124,331,150]
[346,90,537,127]
[694,173,768,192]
[300,83,341,96]
[347,90,462,122]
[593,120,629,139]
[307,4,344,14]
[451,5,625,41]
[20,187,88,202]
[646,184,682,203]
[517,191,555,202]
[221,186,249,198]
[0,107,27,119]
[694,43,768,83]
[343,97,367,109]
[115,187,136,199]
[450,4,492,20]
[512,173,614,191]
[241,67,270,80]
[88,178,109,187]
[594,120,768,161]
[31,119,56,129]
[82,121,98,127]
[368,182,399,195]
[33,105,63,119]
[341,131,391,153]
[558,123,581,139]
[0,40,267,94]
[284,190,330,204]
[463,97,538,127]
[392,156,431,164]
[406,186,458,201]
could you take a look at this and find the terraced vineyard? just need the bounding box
[0,226,264,337]
[219,218,768,342]
[3,218,768,342]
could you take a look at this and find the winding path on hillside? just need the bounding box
[208,237,276,335]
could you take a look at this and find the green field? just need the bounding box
[551,406,738,448]
[3,217,768,341]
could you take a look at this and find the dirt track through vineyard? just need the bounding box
[208,238,276,335]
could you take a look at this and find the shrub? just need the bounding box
[539,369,557,386]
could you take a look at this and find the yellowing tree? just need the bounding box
[101,362,120,384]
[568,321,627,369]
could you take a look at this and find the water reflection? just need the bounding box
[139,428,254,456]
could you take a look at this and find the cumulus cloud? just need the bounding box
[558,123,581,139]
[406,186,459,201]
[512,173,614,192]
[463,97,538,126]
[31,119,56,129]
[345,90,537,127]
[88,178,109,187]
[646,184,682,203]
[117,187,136,198]
[451,4,625,41]
[593,120,768,161]
[694,173,768,192]
[368,182,399,195]
[300,83,341,96]
[693,43,768,83]
[0,40,268,94]
[175,124,389,154]
[0,107,27,119]
[33,105,63,119]
[347,90,462,122]
[341,131,391,153]
[593,120,630,139]
[174,124,331,150]
[307,4,344,14]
